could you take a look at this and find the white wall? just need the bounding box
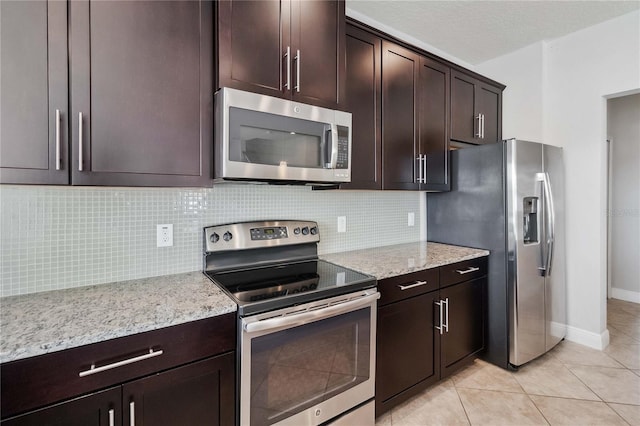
[477,10,640,349]
[607,94,640,303]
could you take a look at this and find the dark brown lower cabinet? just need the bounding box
[123,353,235,426]
[440,277,486,378]
[1,387,120,426]
[1,352,234,426]
[376,291,439,416]
[375,257,487,417]
[1,314,236,426]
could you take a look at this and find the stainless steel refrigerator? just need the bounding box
[428,139,566,368]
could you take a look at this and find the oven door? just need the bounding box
[240,289,379,426]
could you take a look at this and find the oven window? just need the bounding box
[228,107,329,169]
[249,307,371,426]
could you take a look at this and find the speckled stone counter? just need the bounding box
[0,272,236,364]
[321,242,489,280]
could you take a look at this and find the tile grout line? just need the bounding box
[603,402,634,426]
[451,381,473,426]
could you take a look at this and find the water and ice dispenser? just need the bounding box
[523,197,539,244]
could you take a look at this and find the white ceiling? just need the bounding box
[346,1,640,65]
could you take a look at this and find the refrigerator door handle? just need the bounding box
[543,172,556,275]
[536,173,547,275]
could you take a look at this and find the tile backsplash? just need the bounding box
[0,184,424,296]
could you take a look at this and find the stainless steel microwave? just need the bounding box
[214,88,352,184]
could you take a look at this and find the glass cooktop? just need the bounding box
[206,259,375,316]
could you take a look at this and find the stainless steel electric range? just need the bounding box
[203,220,378,426]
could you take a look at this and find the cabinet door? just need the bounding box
[290,0,345,109]
[450,70,477,144]
[382,41,419,190]
[440,277,486,378]
[477,82,502,144]
[1,387,120,426]
[376,292,439,416]
[341,25,382,190]
[217,0,289,99]
[0,0,68,185]
[70,0,212,187]
[123,353,235,426]
[419,57,450,191]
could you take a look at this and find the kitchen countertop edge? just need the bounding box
[321,241,489,280]
[0,272,237,364]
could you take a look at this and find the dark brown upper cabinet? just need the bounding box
[70,0,213,186]
[381,42,451,191]
[341,25,382,190]
[451,70,502,145]
[0,0,68,185]
[381,41,420,191]
[217,0,346,110]
[1,0,213,187]
[419,57,450,191]
[344,21,453,192]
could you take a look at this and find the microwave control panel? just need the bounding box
[336,126,350,170]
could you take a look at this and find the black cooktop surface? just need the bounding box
[206,259,375,316]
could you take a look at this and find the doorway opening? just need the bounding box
[605,93,640,345]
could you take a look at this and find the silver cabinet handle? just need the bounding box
[398,280,427,291]
[416,155,424,183]
[435,299,444,334]
[78,112,84,171]
[108,408,115,426]
[423,153,428,184]
[443,297,449,333]
[55,109,61,170]
[481,113,485,139]
[130,401,135,426]
[284,46,291,90]
[294,49,300,93]
[475,114,482,138]
[455,266,480,275]
[78,348,163,377]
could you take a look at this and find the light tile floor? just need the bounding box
[376,298,640,425]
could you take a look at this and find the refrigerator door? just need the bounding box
[507,140,546,366]
[543,144,566,351]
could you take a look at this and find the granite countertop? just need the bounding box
[0,272,236,364]
[1,242,486,364]
[321,241,489,280]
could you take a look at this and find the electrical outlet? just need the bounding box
[408,212,415,227]
[157,224,173,247]
[337,216,346,233]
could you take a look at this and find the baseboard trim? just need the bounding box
[611,288,640,304]
[565,325,610,350]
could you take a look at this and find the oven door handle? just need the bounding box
[243,292,380,334]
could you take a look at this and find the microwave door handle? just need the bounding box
[329,123,338,169]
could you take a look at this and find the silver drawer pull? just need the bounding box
[108,408,115,426]
[79,348,163,377]
[398,280,428,291]
[455,266,480,275]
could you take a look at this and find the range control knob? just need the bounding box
[301,227,309,235]
[223,231,233,242]
[209,232,220,243]
[310,226,318,235]
[293,227,301,235]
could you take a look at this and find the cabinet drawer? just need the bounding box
[378,268,439,306]
[1,313,236,419]
[440,257,487,288]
